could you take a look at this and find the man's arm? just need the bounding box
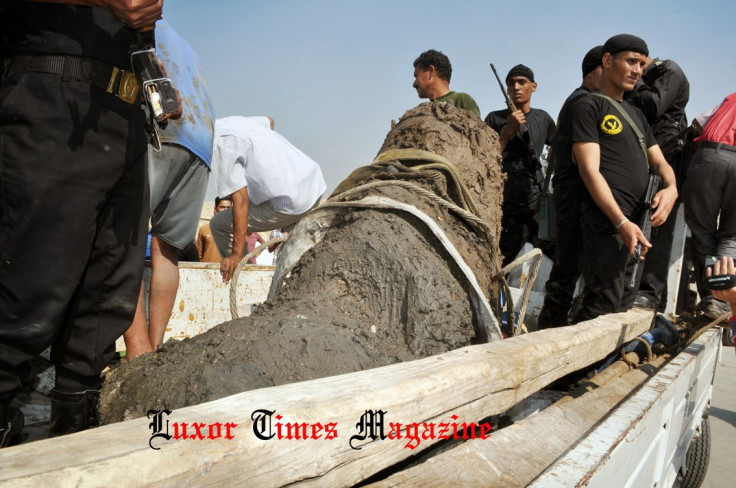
[195,226,206,262]
[220,186,249,283]
[574,141,651,257]
[24,0,163,29]
[646,145,678,227]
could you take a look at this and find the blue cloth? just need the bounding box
[155,19,216,167]
[146,231,152,260]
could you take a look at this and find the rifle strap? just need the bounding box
[592,92,650,170]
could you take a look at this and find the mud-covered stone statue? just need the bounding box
[99,101,505,423]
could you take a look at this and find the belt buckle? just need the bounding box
[118,70,140,104]
[106,66,139,105]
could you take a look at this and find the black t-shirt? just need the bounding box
[570,93,656,217]
[0,3,137,69]
[551,86,590,184]
[485,107,555,204]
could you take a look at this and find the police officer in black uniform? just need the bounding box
[485,65,555,266]
[537,46,604,328]
[627,55,690,311]
[568,34,678,322]
[0,0,161,447]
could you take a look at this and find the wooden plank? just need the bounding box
[0,308,654,487]
[366,354,666,487]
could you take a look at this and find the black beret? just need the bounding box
[582,45,604,76]
[602,34,649,57]
[506,64,535,83]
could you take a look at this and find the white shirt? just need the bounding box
[212,116,326,213]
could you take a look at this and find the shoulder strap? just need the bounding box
[591,92,649,169]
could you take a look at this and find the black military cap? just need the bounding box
[602,34,649,57]
[582,45,604,76]
[506,64,535,83]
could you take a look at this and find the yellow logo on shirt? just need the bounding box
[601,115,623,135]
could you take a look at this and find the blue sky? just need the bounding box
[164,0,734,196]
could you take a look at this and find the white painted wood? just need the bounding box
[0,309,655,487]
[665,205,688,315]
[115,262,274,351]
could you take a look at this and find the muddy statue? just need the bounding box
[99,101,506,423]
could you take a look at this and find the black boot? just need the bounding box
[48,389,100,438]
[0,404,24,448]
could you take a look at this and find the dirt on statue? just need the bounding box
[99,101,505,423]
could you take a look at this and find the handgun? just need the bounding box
[131,28,180,150]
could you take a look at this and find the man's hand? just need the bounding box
[99,0,163,29]
[707,256,736,305]
[619,221,652,258]
[649,185,678,227]
[506,109,526,133]
[220,252,243,284]
[498,109,526,151]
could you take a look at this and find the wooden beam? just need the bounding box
[366,354,666,487]
[0,308,654,487]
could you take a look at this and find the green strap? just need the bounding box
[592,92,650,169]
[373,148,481,216]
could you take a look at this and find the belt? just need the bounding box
[699,140,736,153]
[7,54,140,105]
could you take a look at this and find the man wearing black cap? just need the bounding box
[626,55,691,312]
[538,46,604,328]
[485,64,555,266]
[568,34,678,322]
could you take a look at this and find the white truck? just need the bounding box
[1,208,722,487]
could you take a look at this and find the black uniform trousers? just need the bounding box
[684,144,736,302]
[572,202,639,323]
[636,147,686,306]
[500,173,540,267]
[0,70,149,403]
[539,177,583,326]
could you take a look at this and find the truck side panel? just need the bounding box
[530,328,721,487]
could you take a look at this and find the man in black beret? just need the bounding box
[568,34,678,322]
[485,64,555,267]
[538,46,604,328]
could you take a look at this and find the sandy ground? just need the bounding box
[703,343,736,488]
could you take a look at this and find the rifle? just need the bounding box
[628,174,662,290]
[130,28,180,151]
[489,64,545,193]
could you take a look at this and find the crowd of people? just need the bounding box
[412,41,734,331]
[1,2,734,450]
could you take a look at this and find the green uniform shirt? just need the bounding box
[434,91,481,117]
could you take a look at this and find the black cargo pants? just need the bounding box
[684,143,736,302]
[572,202,639,323]
[0,69,149,403]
